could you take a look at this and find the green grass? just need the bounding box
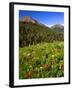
[19,42,64,79]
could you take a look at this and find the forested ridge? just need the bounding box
[19,21,64,47]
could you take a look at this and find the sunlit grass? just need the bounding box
[19,42,64,79]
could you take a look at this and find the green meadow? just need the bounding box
[19,42,64,79]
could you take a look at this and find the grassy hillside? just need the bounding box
[19,42,64,79]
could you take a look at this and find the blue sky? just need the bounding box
[19,10,64,27]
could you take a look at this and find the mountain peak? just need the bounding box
[51,24,64,28]
[20,16,37,23]
[51,24,64,32]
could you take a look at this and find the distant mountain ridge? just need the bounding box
[51,24,64,32]
[20,16,64,32]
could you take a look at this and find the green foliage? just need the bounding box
[19,42,64,79]
[19,22,64,47]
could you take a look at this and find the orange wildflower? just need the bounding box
[25,71,33,78]
[42,64,49,70]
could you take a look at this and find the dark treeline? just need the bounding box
[19,22,64,47]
